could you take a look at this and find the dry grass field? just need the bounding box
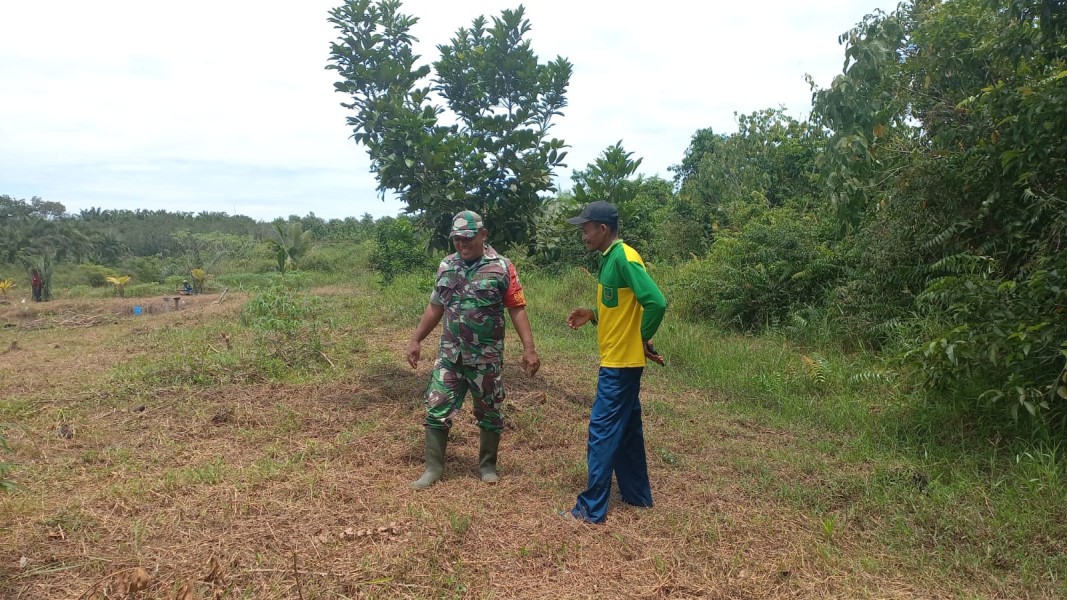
[0,281,1063,599]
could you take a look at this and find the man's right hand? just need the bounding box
[406,340,421,369]
[566,308,595,330]
[644,340,665,366]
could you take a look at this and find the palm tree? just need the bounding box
[266,222,315,273]
[19,251,55,301]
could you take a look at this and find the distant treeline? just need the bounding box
[0,196,384,263]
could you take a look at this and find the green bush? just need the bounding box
[247,258,281,275]
[824,186,944,350]
[123,255,165,284]
[51,262,103,290]
[907,251,1067,430]
[241,286,328,372]
[297,242,369,277]
[657,215,709,263]
[73,263,113,287]
[298,247,344,274]
[369,218,435,284]
[530,196,598,273]
[671,209,842,330]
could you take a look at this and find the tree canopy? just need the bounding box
[327,0,572,249]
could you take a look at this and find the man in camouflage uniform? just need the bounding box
[406,210,541,489]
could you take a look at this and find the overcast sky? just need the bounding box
[0,1,893,222]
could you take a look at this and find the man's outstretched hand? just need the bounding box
[567,308,595,330]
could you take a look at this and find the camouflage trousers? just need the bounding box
[424,358,504,433]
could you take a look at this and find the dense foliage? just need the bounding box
[809,0,1067,430]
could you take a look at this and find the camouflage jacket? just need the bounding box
[429,246,526,365]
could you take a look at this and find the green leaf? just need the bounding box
[1022,400,1037,416]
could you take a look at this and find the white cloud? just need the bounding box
[0,0,893,221]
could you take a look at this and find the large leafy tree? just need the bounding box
[327,0,572,248]
[665,109,825,261]
[675,109,824,231]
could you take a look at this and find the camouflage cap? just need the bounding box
[450,210,484,238]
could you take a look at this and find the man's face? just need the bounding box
[580,221,610,251]
[452,228,487,260]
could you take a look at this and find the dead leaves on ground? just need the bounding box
[86,566,151,599]
[84,556,232,600]
[340,521,408,543]
[209,406,234,424]
[202,556,225,585]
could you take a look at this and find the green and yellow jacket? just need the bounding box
[595,240,667,368]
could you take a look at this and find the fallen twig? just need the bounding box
[292,552,305,600]
[246,568,330,576]
[320,351,336,368]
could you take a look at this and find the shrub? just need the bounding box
[906,250,1067,429]
[671,209,842,330]
[297,242,370,278]
[73,263,113,288]
[298,247,344,274]
[50,262,110,288]
[530,196,597,273]
[124,255,165,284]
[369,218,435,283]
[241,285,328,372]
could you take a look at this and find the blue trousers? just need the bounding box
[570,367,652,523]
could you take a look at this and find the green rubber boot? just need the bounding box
[478,429,501,483]
[411,427,448,489]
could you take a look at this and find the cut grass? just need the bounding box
[0,276,1063,598]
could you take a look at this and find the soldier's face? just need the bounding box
[453,229,487,260]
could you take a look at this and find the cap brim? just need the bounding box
[566,216,590,225]
[450,230,478,238]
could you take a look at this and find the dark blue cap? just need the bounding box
[566,201,618,227]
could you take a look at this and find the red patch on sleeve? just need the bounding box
[503,263,526,308]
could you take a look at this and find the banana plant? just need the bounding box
[190,268,207,293]
[106,275,131,298]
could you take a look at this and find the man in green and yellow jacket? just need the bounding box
[563,200,667,523]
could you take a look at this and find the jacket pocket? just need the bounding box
[600,285,619,308]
